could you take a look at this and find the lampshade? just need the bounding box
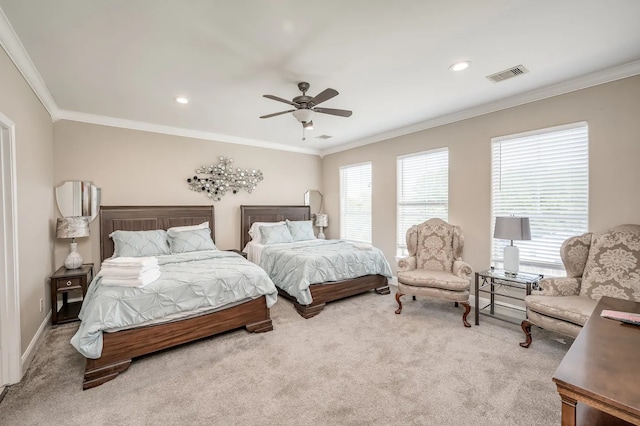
[315,213,328,227]
[293,109,315,123]
[494,217,531,241]
[494,216,530,275]
[56,216,90,239]
[56,217,89,269]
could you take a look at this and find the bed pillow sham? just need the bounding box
[167,228,217,253]
[286,220,316,242]
[167,221,209,233]
[110,229,170,258]
[248,221,285,244]
[260,223,295,245]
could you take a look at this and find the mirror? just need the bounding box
[304,189,323,216]
[55,181,101,222]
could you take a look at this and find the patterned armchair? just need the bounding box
[521,224,640,348]
[395,218,473,327]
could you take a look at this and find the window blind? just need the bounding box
[491,122,589,273]
[397,148,449,256]
[340,162,372,243]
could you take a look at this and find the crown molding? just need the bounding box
[320,60,640,157]
[0,8,59,120]
[0,8,316,154]
[2,1,638,157]
[57,110,321,156]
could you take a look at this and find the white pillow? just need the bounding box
[248,221,285,244]
[167,221,209,233]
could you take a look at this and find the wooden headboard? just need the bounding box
[100,205,215,261]
[240,205,310,249]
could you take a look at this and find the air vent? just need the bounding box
[315,135,332,139]
[486,65,529,83]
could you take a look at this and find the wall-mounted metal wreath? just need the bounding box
[186,156,263,201]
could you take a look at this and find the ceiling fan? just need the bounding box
[260,82,352,133]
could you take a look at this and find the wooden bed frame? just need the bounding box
[82,205,273,390]
[240,205,390,319]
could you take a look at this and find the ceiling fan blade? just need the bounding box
[260,109,295,119]
[313,107,352,117]
[263,94,299,107]
[309,88,338,106]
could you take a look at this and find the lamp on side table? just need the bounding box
[56,216,90,269]
[315,213,328,239]
[494,216,531,276]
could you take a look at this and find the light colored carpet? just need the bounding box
[0,288,570,425]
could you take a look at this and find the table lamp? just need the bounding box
[56,216,90,269]
[494,216,531,275]
[315,214,328,239]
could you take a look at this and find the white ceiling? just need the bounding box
[1,0,640,155]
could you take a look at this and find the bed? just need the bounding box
[75,205,276,390]
[240,205,391,319]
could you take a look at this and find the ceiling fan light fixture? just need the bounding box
[449,61,471,72]
[293,109,314,123]
[303,120,314,130]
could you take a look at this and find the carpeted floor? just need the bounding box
[0,288,570,425]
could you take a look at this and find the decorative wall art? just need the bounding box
[186,156,263,201]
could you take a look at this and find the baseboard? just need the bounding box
[20,310,51,379]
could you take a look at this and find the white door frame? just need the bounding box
[0,112,21,385]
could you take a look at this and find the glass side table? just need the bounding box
[474,268,543,325]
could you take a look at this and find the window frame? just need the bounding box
[491,121,589,275]
[396,147,449,256]
[339,161,373,243]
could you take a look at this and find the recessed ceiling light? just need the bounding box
[175,96,189,104]
[449,61,471,72]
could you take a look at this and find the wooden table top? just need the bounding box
[553,296,640,421]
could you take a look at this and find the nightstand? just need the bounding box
[50,264,94,325]
[474,268,542,326]
[224,249,248,259]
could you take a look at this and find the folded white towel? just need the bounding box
[100,269,161,288]
[102,256,158,267]
[99,264,159,277]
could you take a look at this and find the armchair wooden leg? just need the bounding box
[520,320,533,348]
[395,293,404,314]
[460,302,471,328]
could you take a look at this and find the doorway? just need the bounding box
[0,112,21,388]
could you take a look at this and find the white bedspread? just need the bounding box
[71,250,277,359]
[256,239,392,305]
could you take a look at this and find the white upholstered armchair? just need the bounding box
[395,218,473,327]
[521,224,640,347]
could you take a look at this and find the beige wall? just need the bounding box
[322,75,640,274]
[0,47,55,353]
[4,33,639,366]
[53,121,322,268]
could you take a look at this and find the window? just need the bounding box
[340,162,372,243]
[491,122,589,274]
[397,148,449,256]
